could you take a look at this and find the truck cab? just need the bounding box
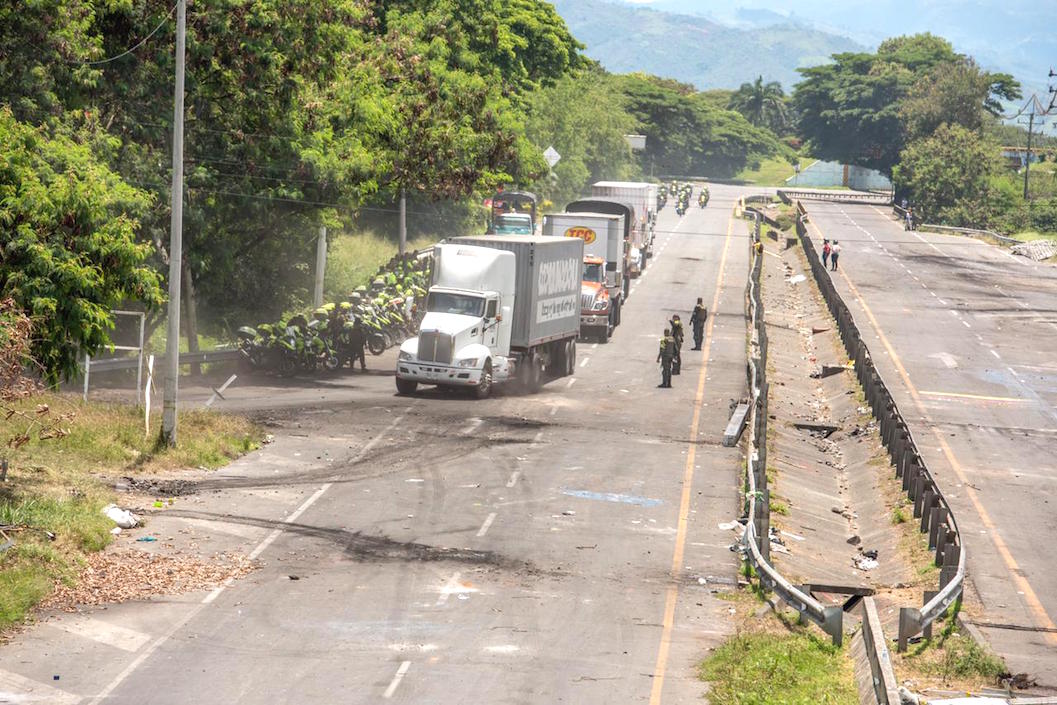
[580,256,613,342]
[493,213,533,235]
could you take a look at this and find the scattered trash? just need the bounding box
[103,504,140,529]
[787,274,807,284]
[262,434,275,445]
[898,686,921,705]
[854,556,879,571]
[1000,672,1038,690]
[136,536,157,543]
[562,510,576,516]
[861,548,878,560]
[847,535,861,545]
[457,594,469,600]
[153,500,164,508]
[1012,239,1057,261]
[110,527,123,536]
[288,575,300,581]
[780,530,806,542]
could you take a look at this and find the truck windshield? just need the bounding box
[582,262,605,283]
[495,215,532,234]
[426,292,486,317]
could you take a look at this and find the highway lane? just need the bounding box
[2,184,756,704]
[802,201,1057,689]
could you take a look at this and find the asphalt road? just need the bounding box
[802,202,1057,690]
[2,184,757,704]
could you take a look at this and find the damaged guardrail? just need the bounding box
[795,201,966,651]
[741,208,846,646]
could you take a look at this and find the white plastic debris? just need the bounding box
[102,504,140,529]
[787,274,807,284]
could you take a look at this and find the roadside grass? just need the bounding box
[700,618,858,705]
[0,391,261,630]
[896,602,1007,690]
[324,230,435,302]
[737,156,815,186]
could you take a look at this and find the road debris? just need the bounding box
[40,550,256,611]
[102,504,140,529]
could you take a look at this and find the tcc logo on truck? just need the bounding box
[564,227,596,245]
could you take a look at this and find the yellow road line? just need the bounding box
[805,216,1057,642]
[648,209,735,705]
[919,390,1032,403]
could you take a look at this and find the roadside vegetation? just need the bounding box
[700,599,858,705]
[323,230,436,303]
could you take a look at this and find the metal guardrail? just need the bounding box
[861,597,901,705]
[889,206,1024,245]
[741,207,846,645]
[778,188,892,205]
[795,201,966,651]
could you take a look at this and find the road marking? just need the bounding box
[920,390,1030,403]
[476,512,497,537]
[0,669,81,705]
[549,406,558,417]
[435,572,462,606]
[962,320,971,328]
[561,489,662,507]
[990,349,1001,359]
[89,409,413,704]
[805,214,1057,645]
[566,377,576,388]
[506,470,520,488]
[649,204,734,705]
[48,615,151,653]
[591,343,599,350]
[383,661,411,699]
[580,357,590,368]
[460,417,483,435]
[929,352,958,369]
[533,429,544,443]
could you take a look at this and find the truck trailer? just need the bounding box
[590,181,657,262]
[542,212,626,342]
[396,235,582,398]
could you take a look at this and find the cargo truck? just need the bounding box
[542,212,626,343]
[396,235,582,398]
[590,181,657,262]
[565,199,637,289]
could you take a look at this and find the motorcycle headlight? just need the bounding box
[457,357,479,368]
[398,350,413,361]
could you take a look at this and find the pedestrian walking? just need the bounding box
[904,208,914,231]
[822,239,831,268]
[830,241,841,271]
[669,314,684,375]
[690,298,707,350]
[657,328,676,388]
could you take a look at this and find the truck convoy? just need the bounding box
[488,190,538,235]
[396,235,582,398]
[589,181,657,266]
[542,212,626,343]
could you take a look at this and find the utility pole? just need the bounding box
[399,187,407,257]
[161,0,186,446]
[1022,107,1036,200]
[313,225,326,308]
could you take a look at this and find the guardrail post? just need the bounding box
[919,489,937,533]
[935,525,951,567]
[922,590,938,640]
[823,605,844,647]
[903,461,919,493]
[940,545,959,588]
[913,477,929,518]
[897,607,918,652]
[928,506,948,549]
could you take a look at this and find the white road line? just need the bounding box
[991,349,1001,359]
[89,409,413,705]
[0,668,81,705]
[938,299,948,305]
[591,343,598,350]
[48,616,151,653]
[548,406,558,417]
[533,430,544,443]
[383,661,411,699]
[460,417,483,436]
[950,310,960,317]
[476,512,498,538]
[962,320,971,328]
[579,357,590,368]
[435,572,462,606]
[506,470,521,488]
[566,377,577,388]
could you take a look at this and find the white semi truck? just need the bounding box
[396,235,583,399]
[542,212,626,342]
[590,181,658,264]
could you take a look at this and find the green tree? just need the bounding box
[0,110,163,383]
[902,59,1020,141]
[728,76,787,133]
[525,68,637,206]
[893,123,1004,227]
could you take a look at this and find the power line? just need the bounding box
[73,4,178,66]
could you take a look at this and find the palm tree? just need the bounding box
[728,76,787,133]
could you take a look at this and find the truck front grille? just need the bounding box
[419,331,453,364]
[581,293,596,311]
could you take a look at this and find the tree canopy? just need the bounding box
[728,77,787,134]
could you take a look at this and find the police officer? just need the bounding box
[690,298,707,350]
[657,328,676,388]
[348,317,367,371]
[669,314,684,375]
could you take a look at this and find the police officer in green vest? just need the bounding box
[657,328,676,388]
[669,314,684,375]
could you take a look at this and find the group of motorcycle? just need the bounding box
[657,182,710,215]
[236,255,431,376]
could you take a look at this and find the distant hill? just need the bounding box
[551,0,864,90]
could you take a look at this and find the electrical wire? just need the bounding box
[73,3,177,66]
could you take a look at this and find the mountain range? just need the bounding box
[553,0,1054,99]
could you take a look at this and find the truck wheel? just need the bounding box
[599,325,610,344]
[565,340,576,376]
[395,378,418,395]
[528,355,542,392]
[474,361,493,399]
[614,300,622,327]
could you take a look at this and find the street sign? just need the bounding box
[624,134,647,151]
[544,146,561,168]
